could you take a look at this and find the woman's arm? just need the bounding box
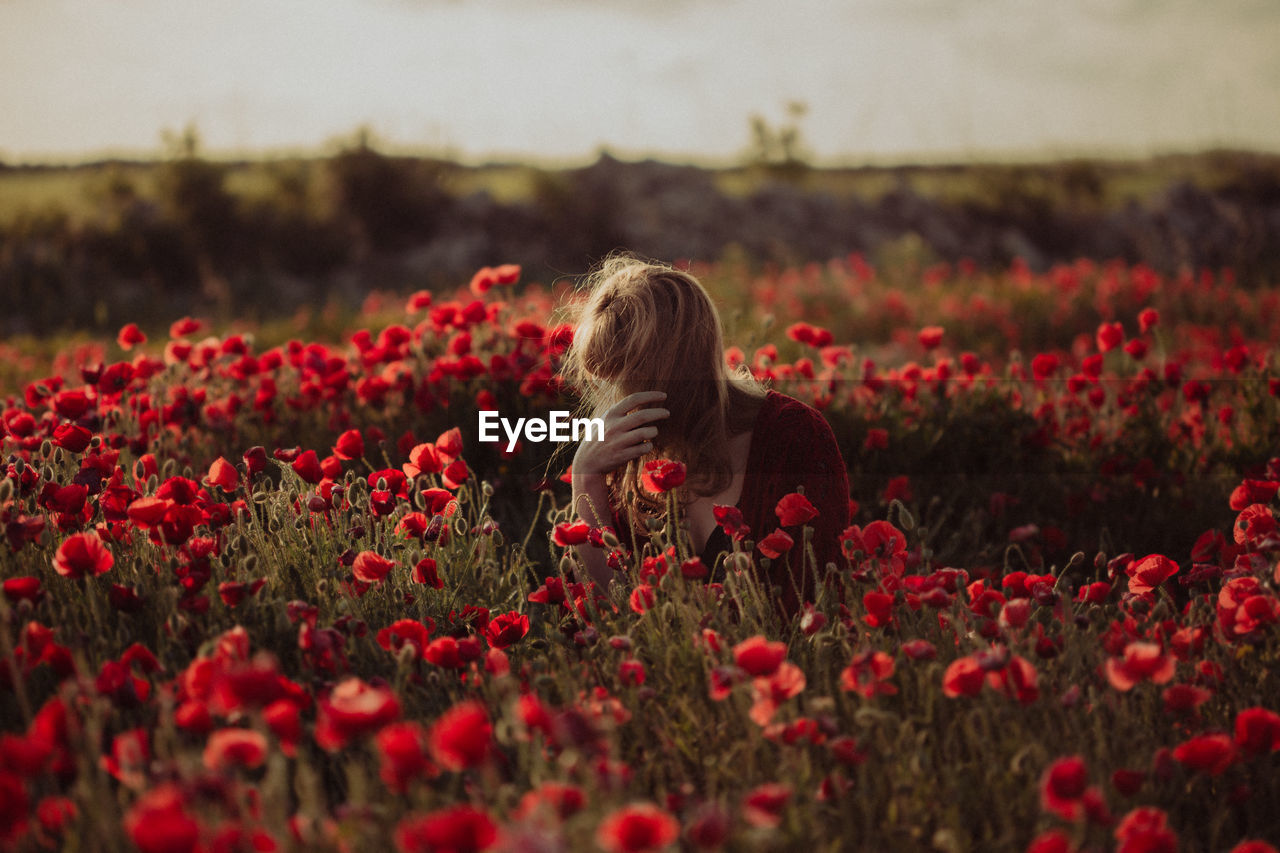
[570,472,614,588]
[568,390,669,589]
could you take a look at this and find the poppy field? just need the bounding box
[3,254,1280,852]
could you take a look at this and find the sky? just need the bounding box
[2,0,1279,165]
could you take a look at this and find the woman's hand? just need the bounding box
[571,391,669,479]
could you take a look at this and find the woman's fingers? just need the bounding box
[617,425,659,446]
[613,407,669,432]
[606,391,667,419]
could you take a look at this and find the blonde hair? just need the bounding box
[559,253,767,529]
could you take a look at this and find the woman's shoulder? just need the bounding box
[758,389,832,433]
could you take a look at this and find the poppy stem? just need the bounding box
[0,597,32,726]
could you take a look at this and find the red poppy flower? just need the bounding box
[596,803,680,853]
[1105,642,1175,691]
[1026,830,1074,853]
[53,532,113,579]
[51,389,91,419]
[641,459,686,493]
[332,429,364,461]
[376,722,435,793]
[1040,755,1088,820]
[1031,352,1060,380]
[680,557,708,580]
[262,700,301,756]
[882,475,912,503]
[169,317,201,338]
[203,728,267,772]
[428,700,492,771]
[918,326,944,350]
[742,783,791,828]
[1123,339,1147,360]
[377,619,434,659]
[864,427,889,450]
[117,323,147,350]
[629,584,656,614]
[422,487,457,515]
[352,551,395,583]
[1172,733,1237,775]
[52,423,92,453]
[1138,307,1159,333]
[987,655,1039,704]
[713,505,750,540]
[242,446,268,476]
[2,576,41,604]
[412,557,444,588]
[787,322,833,347]
[732,636,787,677]
[1096,321,1124,353]
[217,580,265,608]
[775,492,818,527]
[901,639,937,660]
[1126,554,1178,595]
[840,650,897,698]
[1161,683,1212,714]
[484,611,529,649]
[204,457,238,491]
[424,636,462,669]
[396,804,496,853]
[757,528,794,559]
[1114,807,1176,853]
[1234,707,1280,754]
[1234,503,1277,546]
[436,427,464,459]
[554,521,591,546]
[862,591,895,627]
[1230,479,1280,511]
[315,678,401,751]
[619,659,646,686]
[124,784,200,853]
[942,656,985,698]
[442,458,470,489]
[749,661,806,726]
[291,450,324,484]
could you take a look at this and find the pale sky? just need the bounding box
[2,0,1278,164]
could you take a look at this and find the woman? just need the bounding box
[560,255,850,619]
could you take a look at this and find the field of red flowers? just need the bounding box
[3,255,1280,852]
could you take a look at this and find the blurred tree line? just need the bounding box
[2,126,1279,335]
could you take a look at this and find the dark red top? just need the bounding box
[609,389,851,619]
